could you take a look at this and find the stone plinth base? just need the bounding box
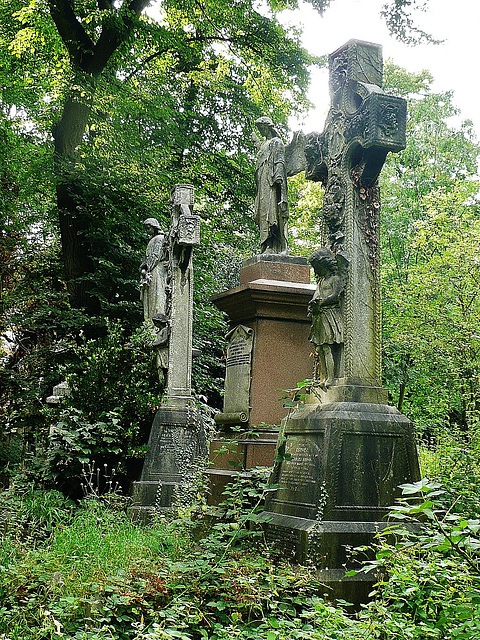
[264,513,387,605]
[207,426,279,505]
[129,398,207,521]
[209,255,314,505]
[240,254,311,285]
[308,379,388,404]
[262,386,420,602]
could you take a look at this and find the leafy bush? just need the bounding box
[0,482,364,640]
[355,479,480,639]
[13,322,160,495]
[0,486,74,544]
[420,427,480,519]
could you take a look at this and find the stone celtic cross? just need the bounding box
[166,183,200,401]
[261,42,420,594]
[305,39,406,387]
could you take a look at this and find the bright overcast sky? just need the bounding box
[283,0,480,140]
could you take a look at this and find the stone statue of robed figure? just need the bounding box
[252,117,306,255]
[139,217,169,382]
[308,248,346,389]
[139,217,168,323]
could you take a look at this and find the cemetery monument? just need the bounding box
[261,39,421,602]
[209,121,313,500]
[130,184,207,520]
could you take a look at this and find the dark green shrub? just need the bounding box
[10,322,160,495]
[355,479,480,639]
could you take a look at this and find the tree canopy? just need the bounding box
[1,0,472,488]
[381,63,480,434]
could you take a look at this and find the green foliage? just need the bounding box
[380,0,442,45]
[2,462,480,640]
[0,486,74,544]
[42,322,159,492]
[381,62,480,434]
[420,426,480,518]
[0,496,186,640]
[0,321,160,493]
[0,0,314,454]
[0,482,365,640]
[288,172,325,255]
[351,480,480,639]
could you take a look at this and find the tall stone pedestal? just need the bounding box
[130,398,207,522]
[262,383,421,604]
[208,254,315,502]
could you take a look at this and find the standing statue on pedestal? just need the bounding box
[308,248,345,389]
[253,117,306,255]
[140,218,168,321]
[139,217,169,383]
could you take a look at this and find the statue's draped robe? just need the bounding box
[140,234,168,322]
[254,136,288,253]
[309,275,344,346]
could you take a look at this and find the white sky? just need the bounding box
[283,0,480,139]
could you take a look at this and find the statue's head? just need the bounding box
[143,218,163,237]
[309,248,337,276]
[255,116,279,139]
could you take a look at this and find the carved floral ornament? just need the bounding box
[178,215,201,246]
[378,103,399,137]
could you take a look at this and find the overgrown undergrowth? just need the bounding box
[1,448,480,640]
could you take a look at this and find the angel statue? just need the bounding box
[140,218,170,384]
[252,117,306,254]
[308,248,348,389]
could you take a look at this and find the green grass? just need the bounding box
[1,476,480,640]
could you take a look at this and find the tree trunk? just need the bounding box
[53,82,99,312]
[48,0,150,312]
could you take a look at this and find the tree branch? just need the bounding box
[47,0,95,66]
[97,0,113,9]
[125,49,171,81]
[87,0,150,75]
[124,34,235,82]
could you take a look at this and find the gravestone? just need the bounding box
[46,381,71,405]
[214,324,254,427]
[209,254,315,503]
[209,112,314,501]
[130,184,207,520]
[262,40,420,604]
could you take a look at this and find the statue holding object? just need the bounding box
[252,117,306,255]
[140,217,168,324]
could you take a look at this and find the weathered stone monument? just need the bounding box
[208,121,314,501]
[261,40,420,601]
[130,184,207,519]
[46,381,71,405]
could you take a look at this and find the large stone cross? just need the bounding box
[305,39,406,387]
[165,183,201,402]
[130,184,204,520]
